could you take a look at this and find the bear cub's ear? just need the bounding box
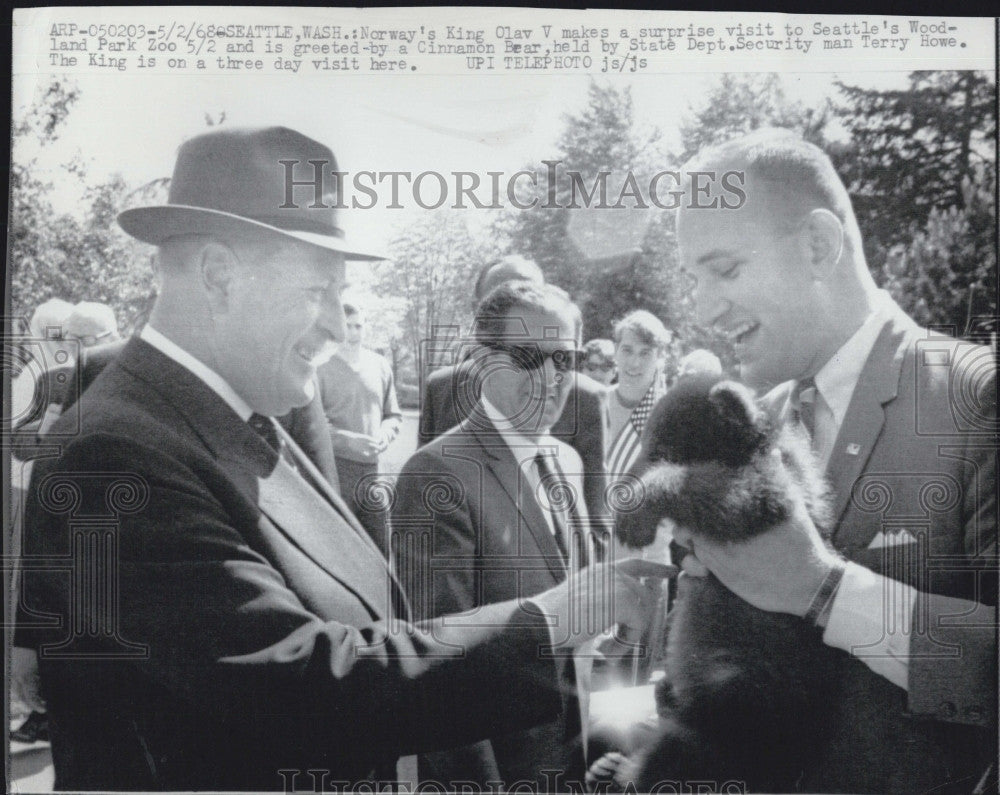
[639,374,771,469]
[705,381,771,467]
[617,373,792,549]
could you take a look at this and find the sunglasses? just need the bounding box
[487,343,584,373]
[585,360,615,372]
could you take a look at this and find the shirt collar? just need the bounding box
[140,325,254,422]
[481,397,554,453]
[813,291,892,428]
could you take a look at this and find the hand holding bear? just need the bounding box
[675,498,841,618]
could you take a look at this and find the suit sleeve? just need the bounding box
[390,446,509,783]
[906,363,997,728]
[391,449,479,620]
[24,433,561,760]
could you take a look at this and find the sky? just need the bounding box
[11,68,919,254]
[12,6,993,256]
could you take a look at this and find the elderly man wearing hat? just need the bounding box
[19,126,647,791]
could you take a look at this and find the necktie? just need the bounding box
[791,377,817,439]
[248,413,299,472]
[248,413,280,451]
[534,453,587,568]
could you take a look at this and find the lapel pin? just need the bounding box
[846,443,861,456]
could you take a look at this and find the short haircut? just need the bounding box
[474,280,580,347]
[474,255,544,302]
[678,348,723,377]
[683,127,857,234]
[613,310,671,350]
[584,338,615,359]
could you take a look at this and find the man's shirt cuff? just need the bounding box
[823,561,915,691]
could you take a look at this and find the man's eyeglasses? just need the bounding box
[584,360,615,372]
[487,342,584,373]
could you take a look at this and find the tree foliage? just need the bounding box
[9,80,156,332]
[880,163,996,335]
[834,71,996,333]
[678,73,831,162]
[374,210,503,383]
[498,82,691,371]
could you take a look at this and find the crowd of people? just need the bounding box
[6,125,995,794]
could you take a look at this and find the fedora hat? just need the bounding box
[118,126,383,260]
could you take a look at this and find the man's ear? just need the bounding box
[199,242,239,313]
[798,208,843,280]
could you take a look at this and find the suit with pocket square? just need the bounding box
[761,298,996,793]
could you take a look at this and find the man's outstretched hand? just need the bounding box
[531,562,656,647]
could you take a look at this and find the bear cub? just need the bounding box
[616,373,844,793]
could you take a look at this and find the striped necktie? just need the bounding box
[791,377,817,439]
[534,452,588,568]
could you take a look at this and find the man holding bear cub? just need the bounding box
[666,129,995,792]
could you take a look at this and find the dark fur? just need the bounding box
[616,374,844,793]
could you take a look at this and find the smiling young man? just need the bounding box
[666,128,996,793]
[19,127,647,791]
[606,310,672,482]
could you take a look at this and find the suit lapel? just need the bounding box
[468,417,566,582]
[277,423,413,621]
[277,423,378,553]
[827,313,912,548]
[252,454,391,619]
[116,338,394,620]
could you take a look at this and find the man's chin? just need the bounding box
[269,383,314,417]
[738,361,783,392]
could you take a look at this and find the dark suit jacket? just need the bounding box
[54,338,340,489]
[392,415,595,787]
[418,356,611,541]
[762,302,996,793]
[21,338,562,791]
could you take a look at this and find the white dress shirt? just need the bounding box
[481,397,587,551]
[141,326,254,422]
[797,294,915,691]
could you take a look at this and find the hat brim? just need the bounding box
[117,205,385,261]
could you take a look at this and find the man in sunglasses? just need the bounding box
[582,338,617,387]
[419,256,611,545]
[393,280,605,791]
